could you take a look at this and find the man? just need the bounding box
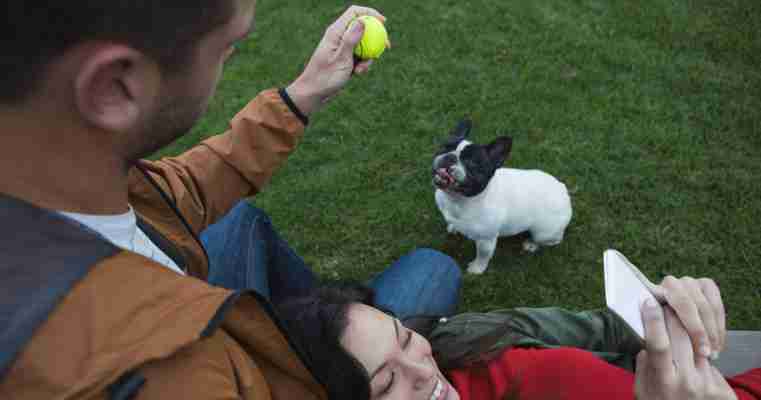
[0,2,461,399]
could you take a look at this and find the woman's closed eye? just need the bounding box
[381,329,413,396]
[380,327,414,396]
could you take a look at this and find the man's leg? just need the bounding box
[200,200,316,304]
[369,248,462,320]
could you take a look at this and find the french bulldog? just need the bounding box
[432,120,572,274]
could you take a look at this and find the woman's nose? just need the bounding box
[401,355,436,389]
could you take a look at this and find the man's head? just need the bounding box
[1,0,255,162]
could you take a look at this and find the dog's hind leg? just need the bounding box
[467,238,497,274]
[528,227,566,251]
[523,228,565,248]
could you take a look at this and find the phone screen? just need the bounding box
[604,250,658,339]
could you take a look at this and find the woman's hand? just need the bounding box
[651,276,726,359]
[634,298,736,400]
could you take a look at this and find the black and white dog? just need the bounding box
[432,120,572,274]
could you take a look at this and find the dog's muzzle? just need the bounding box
[433,168,456,189]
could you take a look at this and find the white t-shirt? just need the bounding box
[59,206,185,275]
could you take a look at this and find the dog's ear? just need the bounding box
[445,119,472,146]
[485,136,513,167]
[452,119,472,139]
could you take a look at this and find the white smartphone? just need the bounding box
[604,249,664,339]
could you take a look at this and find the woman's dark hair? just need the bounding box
[1,1,235,104]
[276,283,378,400]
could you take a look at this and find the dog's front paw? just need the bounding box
[466,261,489,275]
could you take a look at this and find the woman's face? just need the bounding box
[341,304,460,400]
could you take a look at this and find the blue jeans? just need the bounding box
[200,201,462,318]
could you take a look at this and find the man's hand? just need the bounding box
[286,6,388,117]
[634,299,736,400]
[651,276,726,359]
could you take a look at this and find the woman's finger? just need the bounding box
[682,277,720,357]
[663,306,697,375]
[699,278,726,354]
[659,276,712,358]
[642,298,676,382]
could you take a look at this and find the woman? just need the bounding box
[277,279,761,400]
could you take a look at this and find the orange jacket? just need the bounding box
[0,89,327,400]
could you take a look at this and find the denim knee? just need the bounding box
[370,247,463,319]
[408,248,462,283]
[201,201,270,249]
[229,201,270,225]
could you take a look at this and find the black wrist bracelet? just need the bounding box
[278,88,309,126]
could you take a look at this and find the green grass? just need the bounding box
[154,0,761,329]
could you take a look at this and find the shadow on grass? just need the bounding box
[441,232,534,273]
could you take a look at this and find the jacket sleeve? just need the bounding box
[135,89,305,235]
[429,307,644,371]
[499,307,643,353]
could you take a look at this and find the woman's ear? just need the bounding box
[74,45,160,134]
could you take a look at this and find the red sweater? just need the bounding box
[448,347,761,400]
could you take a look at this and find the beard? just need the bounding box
[123,93,210,165]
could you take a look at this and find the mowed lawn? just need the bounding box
[154,0,761,329]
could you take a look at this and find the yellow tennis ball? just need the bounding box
[353,16,388,60]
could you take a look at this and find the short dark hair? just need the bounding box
[0,1,235,104]
[277,283,376,400]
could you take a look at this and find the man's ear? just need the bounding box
[74,45,160,134]
[485,136,513,167]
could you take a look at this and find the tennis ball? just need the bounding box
[353,16,388,60]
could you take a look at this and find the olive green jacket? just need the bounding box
[428,307,644,372]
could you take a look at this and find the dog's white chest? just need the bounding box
[435,189,502,240]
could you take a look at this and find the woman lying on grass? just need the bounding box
[278,276,761,400]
